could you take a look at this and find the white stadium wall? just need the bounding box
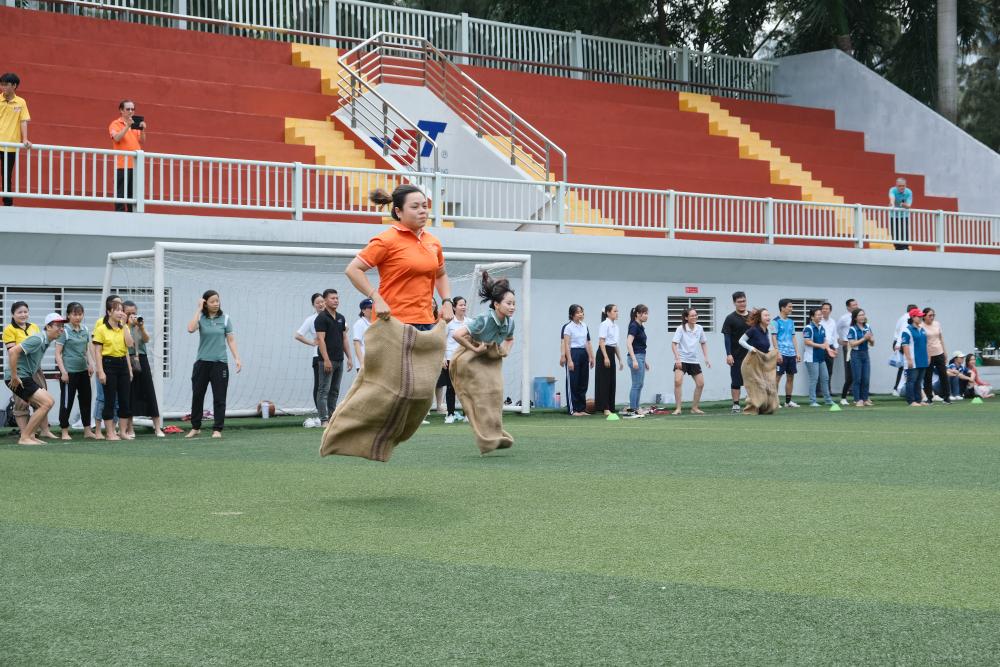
[775,49,1000,216]
[2,208,999,413]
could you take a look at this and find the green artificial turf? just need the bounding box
[2,399,999,665]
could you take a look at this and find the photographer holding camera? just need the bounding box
[123,300,164,437]
[109,99,146,212]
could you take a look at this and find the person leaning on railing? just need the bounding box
[889,177,912,251]
[0,72,31,207]
[109,99,146,213]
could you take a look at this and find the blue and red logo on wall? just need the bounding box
[371,120,446,166]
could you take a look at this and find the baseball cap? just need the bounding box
[951,350,965,360]
[359,298,374,310]
[44,313,68,326]
[908,308,924,319]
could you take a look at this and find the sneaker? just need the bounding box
[785,401,800,408]
[456,413,468,422]
[840,399,850,406]
[891,390,899,397]
[621,412,642,419]
[810,402,821,407]
[955,395,964,401]
[731,404,741,414]
[302,417,320,428]
[932,395,945,403]
[444,415,456,424]
[421,419,430,425]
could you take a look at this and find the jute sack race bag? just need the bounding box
[449,343,513,455]
[741,348,779,415]
[320,317,446,462]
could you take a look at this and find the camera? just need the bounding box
[137,316,144,324]
[131,115,145,130]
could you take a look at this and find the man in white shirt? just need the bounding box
[836,298,858,405]
[293,293,325,427]
[892,303,918,395]
[819,303,838,400]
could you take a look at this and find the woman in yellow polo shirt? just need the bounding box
[3,300,56,440]
[93,297,134,441]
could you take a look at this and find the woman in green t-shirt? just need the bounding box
[186,290,242,439]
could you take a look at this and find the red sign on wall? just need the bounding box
[685,286,699,294]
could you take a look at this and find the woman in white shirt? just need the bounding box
[293,292,324,428]
[561,304,594,416]
[671,308,711,415]
[594,304,623,416]
[441,296,467,424]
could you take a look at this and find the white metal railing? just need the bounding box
[3,142,999,254]
[338,32,566,182]
[26,0,777,100]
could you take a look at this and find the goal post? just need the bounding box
[104,241,532,418]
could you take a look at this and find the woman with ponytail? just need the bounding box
[624,304,650,417]
[594,304,622,416]
[449,271,516,454]
[326,185,453,461]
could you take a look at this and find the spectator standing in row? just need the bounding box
[186,290,241,438]
[900,307,929,406]
[124,300,165,438]
[892,303,918,395]
[54,302,96,440]
[94,298,134,440]
[846,308,874,406]
[836,298,858,405]
[294,293,324,428]
[594,304,622,416]
[441,296,466,424]
[352,298,373,371]
[721,291,750,414]
[671,307,710,415]
[819,302,838,398]
[1,72,31,207]
[561,304,593,416]
[770,299,800,408]
[109,100,146,213]
[802,307,836,407]
[91,295,122,439]
[315,288,352,427]
[889,177,912,251]
[624,304,649,417]
[921,307,951,404]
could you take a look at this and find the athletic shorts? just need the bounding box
[777,355,798,376]
[730,351,747,389]
[678,362,702,377]
[5,375,42,401]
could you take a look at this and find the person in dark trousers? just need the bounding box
[920,307,951,404]
[561,304,594,416]
[54,302,97,441]
[892,304,918,394]
[124,300,165,437]
[186,290,242,439]
[1,72,31,206]
[93,297,135,441]
[846,308,875,407]
[108,99,146,212]
[594,304,623,416]
[315,288,353,426]
[721,291,750,413]
[889,178,912,250]
[837,298,858,405]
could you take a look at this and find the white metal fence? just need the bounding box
[4,142,999,253]
[21,0,777,100]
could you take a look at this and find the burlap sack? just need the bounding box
[320,317,446,462]
[450,343,513,455]
[741,348,779,415]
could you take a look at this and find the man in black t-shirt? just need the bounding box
[315,288,353,425]
[721,291,750,413]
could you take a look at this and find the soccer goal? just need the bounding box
[103,242,532,419]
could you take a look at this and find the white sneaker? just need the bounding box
[891,390,899,397]
[932,395,944,402]
[457,413,468,422]
[302,417,318,428]
[839,399,850,406]
[955,395,964,400]
[421,419,430,425]
[785,401,800,408]
[444,415,456,424]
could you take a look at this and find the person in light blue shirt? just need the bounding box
[769,298,801,408]
[899,307,929,406]
[889,177,913,251]
[802,307,836,406]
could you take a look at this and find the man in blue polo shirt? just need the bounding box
[4,313,64,445]
[889,177,912,251]
[769,298,801,408]
[802,306,836,406]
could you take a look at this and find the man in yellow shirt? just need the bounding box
[109,99,146,212]
[1,72,31,207]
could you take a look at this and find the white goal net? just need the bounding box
[105,242,531,419]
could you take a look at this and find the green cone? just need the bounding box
[607,413,621,421]
[829,403,842,412]
[971,397,984,404]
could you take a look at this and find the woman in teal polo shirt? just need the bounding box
[186,290,242,439]
[449,271,516,454]
[54,302,96,440]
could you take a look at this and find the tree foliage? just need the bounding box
[975,302,1000,348]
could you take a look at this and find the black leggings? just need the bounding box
[437,361,457,415]
[594,345,617,412]
[130,354,160,418]
[101,356,132,419]
[191,360,228,431]
[59,370,92,429]
[924,353,950,402]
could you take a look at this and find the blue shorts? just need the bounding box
[777,355,798,376]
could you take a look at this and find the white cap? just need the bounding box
[951,350,965,360]
[44,313,68,326]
